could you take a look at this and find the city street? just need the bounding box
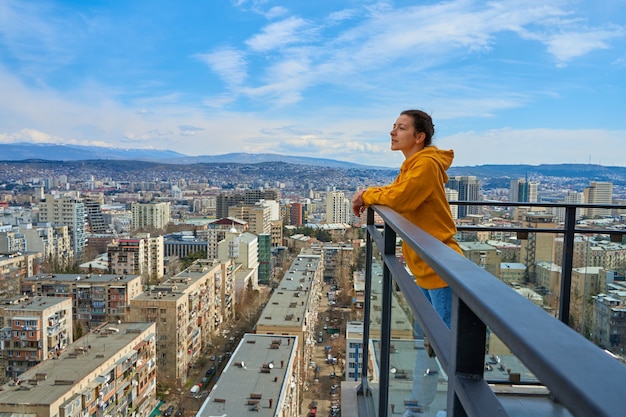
[302,283,348,417]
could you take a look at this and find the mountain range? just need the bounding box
[2,142,626,184]
[0,142,371,169]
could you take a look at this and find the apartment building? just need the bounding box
[128,259,236,384]
[325,191,350,224]
[592,280,626,354]
[37,195,86,259]
[584,181,613,218]
[345,321,365,381]
[446,176,481,218]
[0,252,43,291]
[215,189,280,219]
[21,273,143,327]
[319,242,354,283]
[196,333,300,417]
[130,201,171,231]
[228,204,272,235]
[204,217,247,260]
[255,248,324,382]
[107,233,164,282]
[519,211,558,283]
[217,230,259,294]
[0,322,157,417]
[459,242,501,279]
[0,296,73,381]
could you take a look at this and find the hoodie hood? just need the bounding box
[401,146,454,183]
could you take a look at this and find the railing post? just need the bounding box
[448,294,487,417]
[377,222,396,417]
[358,208,374,395]
[559,205,577,325]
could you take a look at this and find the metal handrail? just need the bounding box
[363,204,626,417]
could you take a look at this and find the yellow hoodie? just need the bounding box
[362,146,463,289]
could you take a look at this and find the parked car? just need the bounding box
[205,366,216,378]
[175,407,184,416]
[164,405,175,417]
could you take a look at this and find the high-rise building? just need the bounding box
[22,273,143,326]
[445,188,459,220]
[84,197,107,233]
[446,176,481,218]
[258,233,272,284]
[519,212,557,283]
[510,178,538,203]
[593,280,626,354]
[326,191,350,224]
[107,234,164,282]
[38,195,86,259]
[0,225,26,253]
[205,217,248,260]
[0,296,73,381]
[215,189,280,219]
[584,181,613,218]
[227,204,272,235]
[0,321,157,417]
[130,201,171,231]
[128,261,233,384]
[556,190,585,222]
[290,202,304,226]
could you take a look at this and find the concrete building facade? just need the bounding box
[0,296,73,381]
[0,322,157,417]
[21,273,143,327]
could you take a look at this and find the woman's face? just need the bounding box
[390,114,424,157]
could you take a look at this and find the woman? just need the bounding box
[351,109,462,328]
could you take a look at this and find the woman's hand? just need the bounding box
[352,189,366,217]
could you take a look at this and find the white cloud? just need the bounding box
[245,16,312,52]
[546,28,621,65]
[194,47,248,88]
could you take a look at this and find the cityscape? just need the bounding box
[0,156,625,416]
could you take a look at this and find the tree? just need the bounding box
[180,250,207,270]
[74,321,84,340]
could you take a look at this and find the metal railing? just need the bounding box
[359,203,626,417]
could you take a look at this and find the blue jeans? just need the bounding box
[421,286,451,329]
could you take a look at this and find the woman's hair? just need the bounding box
[400,109,434,146]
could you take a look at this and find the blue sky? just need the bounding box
[0,0,625,168]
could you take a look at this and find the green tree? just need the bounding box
[74,321,84,340]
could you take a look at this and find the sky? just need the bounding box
[0,0,625,168]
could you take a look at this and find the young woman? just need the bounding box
[351,109,463,328]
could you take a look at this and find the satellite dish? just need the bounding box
[269,363,274,369]
[390,367,397,374]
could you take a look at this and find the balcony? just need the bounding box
[356,203,626,417]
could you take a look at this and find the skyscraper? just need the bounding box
[510,178,538,203]
[446,176,481,218]
[584,181,613,218]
